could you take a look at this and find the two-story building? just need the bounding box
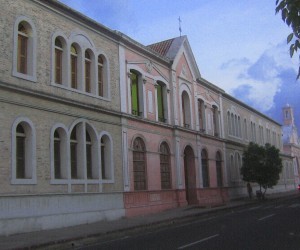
[0,0,297,236]
[0,0,125,235]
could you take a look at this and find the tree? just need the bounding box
[275,0,300,79]
[241,142,283,199]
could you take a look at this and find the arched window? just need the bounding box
[182,91,191,128]
[54,38,63,84]
[70,44,78,89]
[216,151,223,187]
[86,130,92,179]
[201,149,209,187]
[160,142,171,189]
[12,119,36,184]
[101,134,113,180]
[70,126,78,179]
[238,116,242,138]
[85,50,91,93]
[130,70,143,117]
[133,137,147,190]
[52,127,68,180]
[98,55,104,96]
[244,118,248,140]
[234,115,238,136]
[231,113,234,136]
[16,124,26,178]
[212,105,219,137]
[13,17,37,81]
[235,152,241,180]
[198,100,206,132]
[230,154,235,180]
[157,82,165,122]
[54,130,61,178]
[227,111,231,135]
[17,23,28,74]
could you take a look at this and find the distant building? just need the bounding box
[282,104,300,185]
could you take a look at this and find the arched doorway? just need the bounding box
[184,146,197,204]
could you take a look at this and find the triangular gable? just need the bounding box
[171,37,201,81]
[147,36,201,81]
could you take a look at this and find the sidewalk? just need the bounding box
[0,190,298,250]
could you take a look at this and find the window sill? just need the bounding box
[12,71,37,82]
[11,178,37,185]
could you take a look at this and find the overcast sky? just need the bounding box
[59,0,300,129]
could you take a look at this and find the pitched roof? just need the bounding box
[147,36,186,60]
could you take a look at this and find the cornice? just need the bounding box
[0,80,121,120]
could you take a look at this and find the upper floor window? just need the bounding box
[212,105,219,137]
[13,17,37,82]
[198,99,206,132]
[130,70,143,117]
[228,111,241,138]
[85,51,91,93]
[70,44,78,89]
[250,122,256,142]
[54,38,63,84]
[237,116,241,137]
[51,33,110,98]
[157,81,168,122]
[244,118,248,140]
[182,91,191,128]
[98,56,104,96]
[259,125,264,145]
[17,23,28,74]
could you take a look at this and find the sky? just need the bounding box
[59,0,300,129]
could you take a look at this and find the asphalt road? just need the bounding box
[78,196,300,250]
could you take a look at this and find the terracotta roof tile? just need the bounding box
[147,38,174,57]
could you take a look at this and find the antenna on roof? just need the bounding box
[178,16,182,37]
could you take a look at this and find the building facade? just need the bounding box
[0,0,297,235]
[0,0,125,235]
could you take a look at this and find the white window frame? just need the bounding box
[11,117,36,184]
[12,16,37,82]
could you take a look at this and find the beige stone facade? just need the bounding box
[0,0,124,235]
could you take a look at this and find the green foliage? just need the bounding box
[276,0,300,79]
[241,143,283,196]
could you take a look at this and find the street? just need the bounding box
[75,196,300,250]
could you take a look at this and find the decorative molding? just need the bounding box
[145,60,153,73]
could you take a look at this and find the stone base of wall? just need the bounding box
[124,188,228,217]
[228,183,297,200]
[197,187,229,207]
[0,193,125,236]
[124,190,185,217]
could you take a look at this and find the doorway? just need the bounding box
[184,146,197,204]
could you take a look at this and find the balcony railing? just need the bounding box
[158,117,166,123]
[132,110,142,116]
